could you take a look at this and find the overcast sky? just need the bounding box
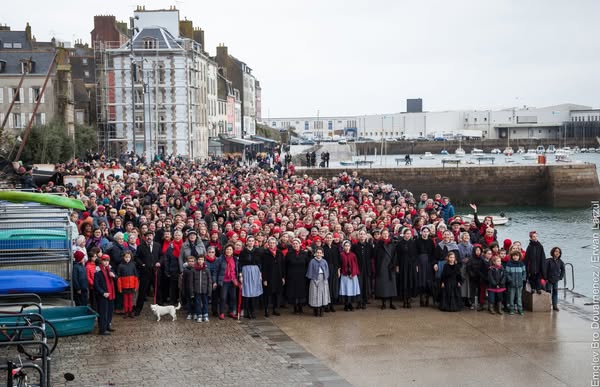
[3,0,599,117]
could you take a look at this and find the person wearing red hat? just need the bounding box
[73,250,88,306]
[94,254,116,335]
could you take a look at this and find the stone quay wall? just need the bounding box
[301,163,600,208]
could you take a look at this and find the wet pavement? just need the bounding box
[49,307,347,387]
[271,298,593,387]
[44,293,593,386]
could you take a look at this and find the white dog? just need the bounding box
[150,303,181,321]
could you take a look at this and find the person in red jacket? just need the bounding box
[117,251,139,318]
[86,247,101,310]
[339,240,360,311]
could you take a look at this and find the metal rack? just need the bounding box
[0,201,74,303]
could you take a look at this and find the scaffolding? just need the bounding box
[94,41,124,158]
[93,37,210,160]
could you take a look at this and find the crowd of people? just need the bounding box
[50,153,566,335]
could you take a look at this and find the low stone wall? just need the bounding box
[301,163,600,208]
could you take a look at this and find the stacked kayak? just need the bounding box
[0,191,84,299]
[0,270,69,294]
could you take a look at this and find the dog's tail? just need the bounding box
[175,302,181,310]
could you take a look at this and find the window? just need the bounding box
[513,130,516,134]
[20,60,32,74]
[3,43,12,48]
[143,38,157,49]
[134,89,144,106]
[12,113,22,128]
[474,118,478,123]
[159,115,166,134]
[157,64,165,83]
[538,129,542,134]
[11,88,21,103]
[84,71,90,78]
[82,58,88,65]
[29,87,43,103]
[13,43,21,49]
[484,117,487,122]
[35,113,45,125]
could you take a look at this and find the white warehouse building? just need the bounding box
[269,103,591,141]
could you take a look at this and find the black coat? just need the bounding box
[488,265,507,289]
[285,249,310,301]
[261,248,285,294]
[135,241,161,277]
[323,243,341,299]
[107,242,127,270]
[352,241,374,298]
[525,240,546,276]
[162,244,181,277]
[543,257,565,284]
[439,263,463,312]
[374,240,397,298]
[396,238,418,299]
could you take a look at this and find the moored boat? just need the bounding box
[503,147,514,156]
[420,152,435,160]
[522,149,537,160]
[461,214,509,226]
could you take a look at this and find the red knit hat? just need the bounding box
[100,254,110,261]
[74,250,85,262]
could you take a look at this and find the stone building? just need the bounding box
[94,7,212,160]
[0,24,77,139]
[215,44,257,137]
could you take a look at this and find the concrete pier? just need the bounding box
[301,163,600,207]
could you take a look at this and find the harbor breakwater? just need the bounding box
[302,163,600,208]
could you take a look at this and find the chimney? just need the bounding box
[179,20,193,39]
[193,28,204,50]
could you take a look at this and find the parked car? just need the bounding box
[300,139,315,145]
[338,139,348,145]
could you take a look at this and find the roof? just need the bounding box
[221,137,261,146]
[0,51,55,75]
[0,31,32,50]
[251,135,278,144]
[112,27,183,52]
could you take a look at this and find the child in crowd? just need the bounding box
[192,255,212,322]
[499,249,508,264]
[544,247,565,312]
[466,244,483,310]
[505,251,526,315]
[478,248,493,311]
[439,252,463,312]
[306,247,331,317]
[72,250,88,306]
[86,247,101,310]
[182,255,196,320]
[94,254,116,335]
[117,251,139,318]
[487,256,507,315]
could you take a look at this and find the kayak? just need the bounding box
[0,229,69,250]
[0,270,69,294]
[0,191,85,210]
